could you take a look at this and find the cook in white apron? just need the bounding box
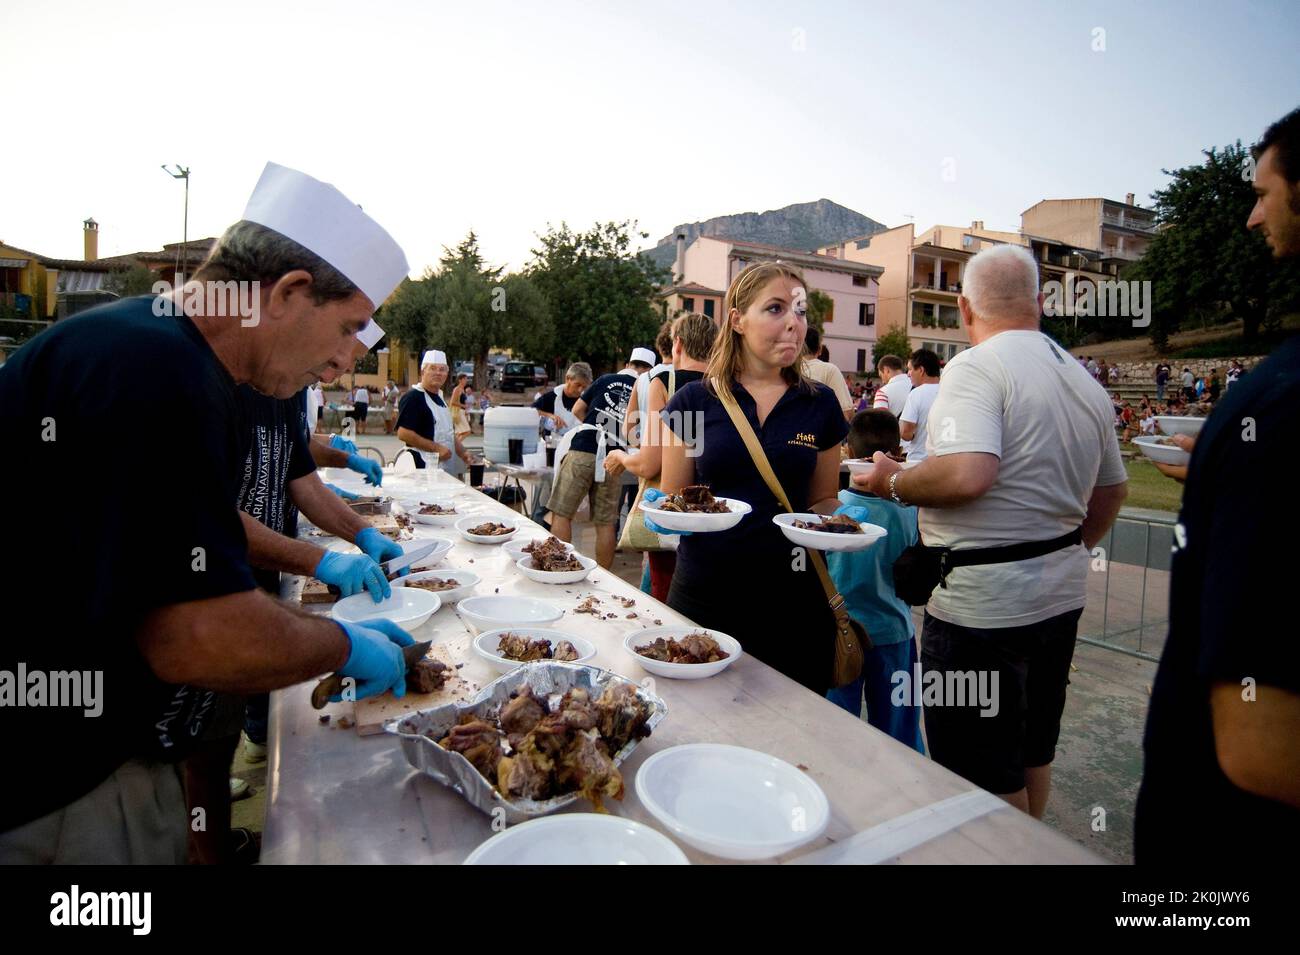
[552,383,581,433]
[414,383,466,478]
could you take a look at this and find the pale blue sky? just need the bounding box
[2,0,1296,276]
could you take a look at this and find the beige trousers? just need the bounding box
[0,758,188,864]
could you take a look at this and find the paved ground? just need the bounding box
[231,428,1160,864]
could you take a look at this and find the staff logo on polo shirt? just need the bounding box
[789,431,818,449]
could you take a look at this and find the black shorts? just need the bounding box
[353,402,368,420]
[919,607,1081,794]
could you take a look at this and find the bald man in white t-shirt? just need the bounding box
[855,244,1127,822]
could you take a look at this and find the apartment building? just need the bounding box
[662,233,883,373]
[821,222,1004,362]
[1021,194,1157,264]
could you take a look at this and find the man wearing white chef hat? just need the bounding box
[187,324,409,863]
[395,349,476,477]
[0,162,420,864]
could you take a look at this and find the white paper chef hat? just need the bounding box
[421,350,448,367]
[357,319,385,350]
[630,347,657,366]
[241,162,409,309]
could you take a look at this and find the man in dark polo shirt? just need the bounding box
[1136,108,1300,862]
[0,163,416,863]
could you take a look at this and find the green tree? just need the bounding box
[435,233,552,389]
[527,221,670,373]
[1130,141,1300,351]
[382,274,439,364]
[382,234,552,390]
[872,327,911,368]
[806,289,832,334]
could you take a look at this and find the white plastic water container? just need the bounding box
[483,406,541,463]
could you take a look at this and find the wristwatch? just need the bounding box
[889,470,907,506]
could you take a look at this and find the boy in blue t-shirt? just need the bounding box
[826,410,924,753]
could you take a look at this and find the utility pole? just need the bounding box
[161,165,190,284]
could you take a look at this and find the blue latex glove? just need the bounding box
[327,483,360,501]
[332,618,415,702]
[329,434,358,454]
[356,527,408,577]
[315,550,391,603]
[346,452,383,487]
[640,487,691,537]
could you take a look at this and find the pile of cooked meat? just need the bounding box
[791,513,864,534]
[523,536,583,572]
[656,484,730,514]
[434,682,653,808]
[418,502,457,515]
[497,632,580,663]
[405,577,461,592]
[468,521,515,536]
[407,658,451,694]
[635,631,730,665]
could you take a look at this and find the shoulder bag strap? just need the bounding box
[713,379,842,609]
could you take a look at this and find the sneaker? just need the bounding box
[230,777,252,801]
[241,733,267,765]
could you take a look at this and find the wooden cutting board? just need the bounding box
[365,514,405,539]
[351,639,480,736]
[300,579,337,605]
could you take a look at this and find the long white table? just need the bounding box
[261,470,1102,864]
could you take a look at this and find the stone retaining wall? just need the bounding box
[1093,357,1262,383]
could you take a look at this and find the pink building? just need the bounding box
[664,234,883,375]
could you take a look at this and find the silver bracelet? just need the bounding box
[889,470,906,506]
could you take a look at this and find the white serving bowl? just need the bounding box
[390,569,480,603]
[332,587,441,631]
[635,743,829,860]
[455,515,521,544]
[502,536,574,562]
[1133,435,1191,467]
[772,513,889,553]
[1154,415,1206,438]
[463,814,688,865]
[457,595,564,632]
[623,626,742,680]
[514,553,597,585]
[639,496,751,533]
[406,499,471,527]
[472,628,596,673]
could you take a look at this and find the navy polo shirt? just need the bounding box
[395,387,445,469]
[662,379,848,581]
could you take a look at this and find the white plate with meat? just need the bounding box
[772,513,888,552]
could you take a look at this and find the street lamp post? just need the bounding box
[161,164,190,285]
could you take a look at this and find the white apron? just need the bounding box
[553,424,607,483]
[414,384,465,477]
[553,384,581,431]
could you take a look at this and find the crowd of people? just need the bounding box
[521,108,1300,861]
[0,109,1295,866]
[308,375,488,439]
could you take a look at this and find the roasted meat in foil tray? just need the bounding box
[385,661,667,824]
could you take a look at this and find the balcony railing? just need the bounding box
[1103,213,1156,233]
